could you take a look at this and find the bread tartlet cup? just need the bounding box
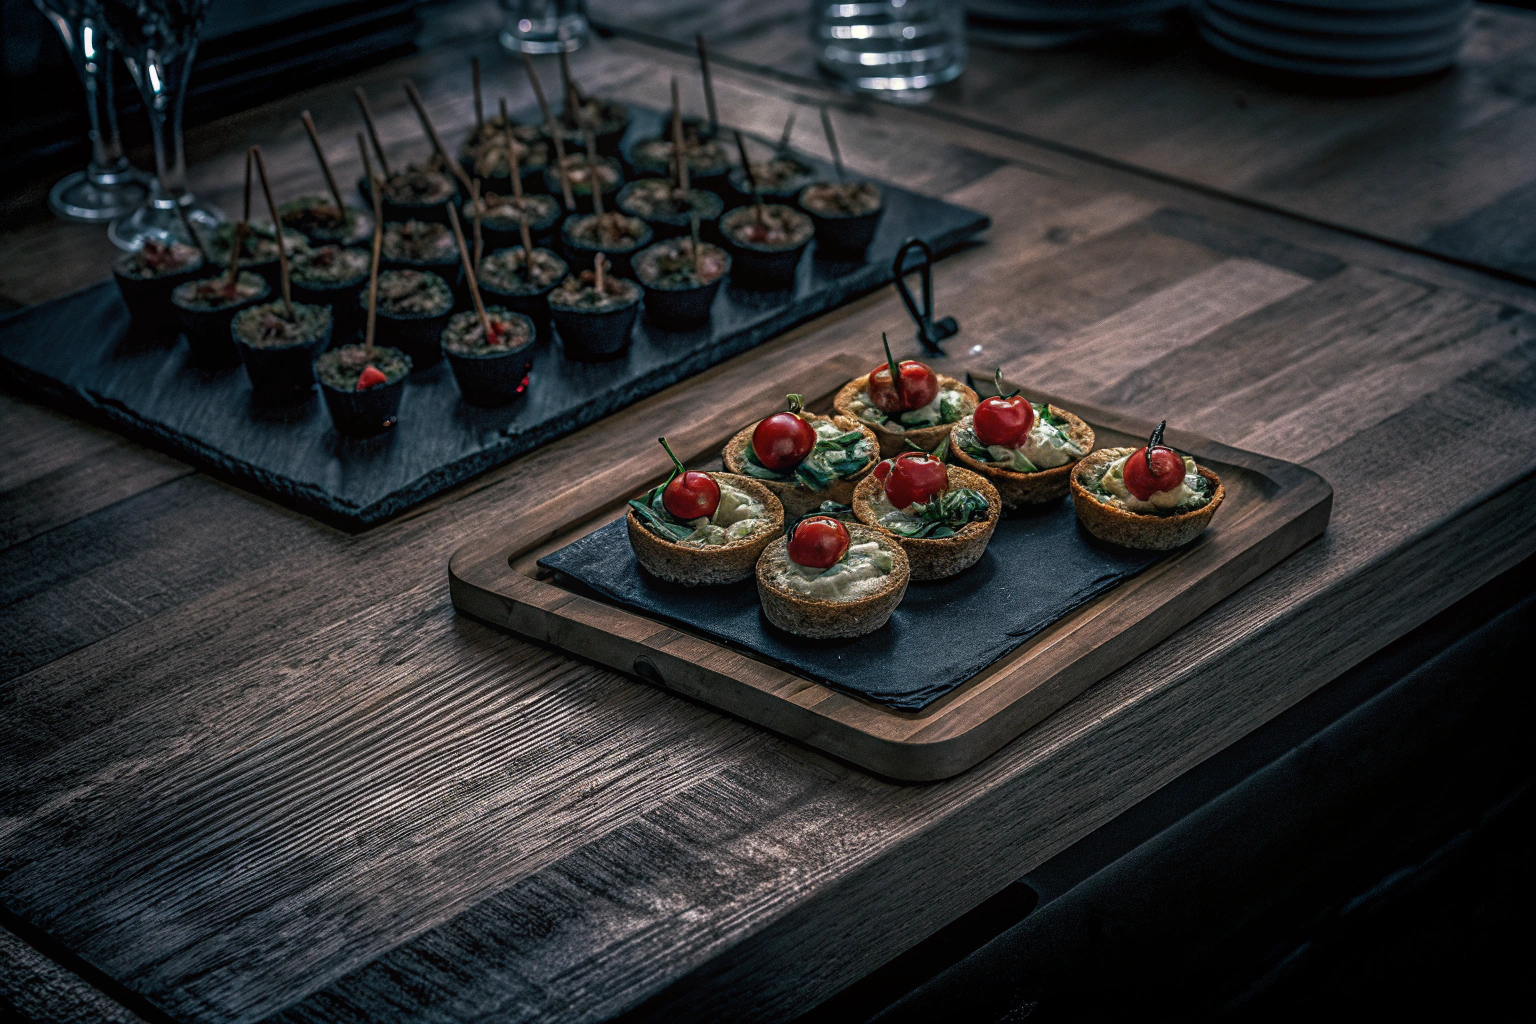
[626,474,784,586]
[852,465,1002,581]
[721,413,880,519]
[833,373,979,458]
[1069,447,1225,551]
[948,406,1096,509]
[755,525,910,640]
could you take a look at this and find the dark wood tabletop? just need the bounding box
[4,4,1535,1022]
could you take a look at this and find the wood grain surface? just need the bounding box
[3,17,1535,1024]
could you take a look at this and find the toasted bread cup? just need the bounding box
[721,413,880,519]
[851,465,1002,581]
[948,407,1096,509]
[626,474,785,585]
[1069,447,1225,551]
[756,524,909,639]
[833,374,979,458]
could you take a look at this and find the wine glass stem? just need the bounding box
[140,44,195,204]
[81,16,128,176]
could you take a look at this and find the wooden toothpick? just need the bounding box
[734,129,763,223]
[696,33,719,138]
[471,56,484,132]
[447,202,494,344]
[404,79,475,196]
[224,220,247,289]
[250,145,295,320]
[174,199,209,265]
[558,47,576,122]
[689,210,702,279]
[819,103,845,181]
[501,98,524,200]
[594,251,608,296]
[778,109,796,152]
[670,77,690,196]
[471,178,484,269]
[300,110,347,218]
[353,87,391,178]
[522,54,575,212]
[584,129,605,218]
[358,132,383,360]
[519,212,536,265]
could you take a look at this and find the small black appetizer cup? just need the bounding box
[291,257,371,335]
[114,259,207,332]
[367,291,455,371]
[799,184,885,256]
[550,287,641,361]
[475,196,563,251]
[171,272,271,366]
[316,346,412,436]
[358,175,459,226]
[560,214,654,279]
[615,182,724,241]
[718,206,813,290]
[233,302,334,404]
[477,247,570,336]
[542,157,623,215]
[443,309,537,406]
[634,242,731,331]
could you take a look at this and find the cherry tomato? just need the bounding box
[663,470,720,520]
[788,515,849,569]
[872,458,894,483]
[973,394,1035,449]
[1123,446,1185,501]
[356,365,388,391]
[867,359,939,414]
[884,452,948,509]
[752,412,817,471]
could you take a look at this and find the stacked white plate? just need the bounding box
[1192,0,1473,77]
[967,0,1188,47]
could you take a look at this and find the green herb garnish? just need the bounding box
[881,487,989,539]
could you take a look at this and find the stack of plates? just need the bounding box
[1193,0,1473,78]
[967,0,1188,47]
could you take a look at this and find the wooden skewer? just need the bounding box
[778,109,796,152]
[174,200,209,265]
[501,98,524,200]
[522,54,575,212]
[594,251,608,296]
[403,79,475,196]
[471,56,484,132]
[819,103,845,181]
[358,132,384,360]
[353,87,391,178]
[689,209,702,279]
[300,111,347,218]
[696,33,719,138]
[446,202,494,344]
[250,146,295,320]
[519,213,536,265]
[470,178,484,269]
[584,130,605,218]
[224,220,247,289]
[558,47,577,123]
[670,77,690,196]
[734,130,764,223]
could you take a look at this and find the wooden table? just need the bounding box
[4,5,1535,1022]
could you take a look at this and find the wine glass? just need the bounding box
[33,0,149,221]
[99,0,224,250]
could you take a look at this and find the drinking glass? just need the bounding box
[809,0,967,98]
[99,0,224,250]
[33,0,148,221]
[498,0,588,55]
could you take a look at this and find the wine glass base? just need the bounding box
[109,194,225,251]
[49,169,150,223]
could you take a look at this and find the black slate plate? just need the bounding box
[537,499,1165,711]
[0,105,987,530]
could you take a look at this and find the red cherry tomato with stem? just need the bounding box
[356,365,388,391]
[658,437,720,520]
[884,452,949,509]
[1122,421,1185,501]
[867,332,939,414]
[788,515,849,569]
[973,393,1034,449]
[752,394,818,471]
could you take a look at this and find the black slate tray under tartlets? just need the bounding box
[537,500,1164,711]
[0,105,987,530]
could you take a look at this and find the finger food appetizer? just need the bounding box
[798,181,884,256]
[171,270,270,365]
[632,235,729,330]
[359,162,459,225]
[315,343,411,436]
[208,222,311,290]
[756,517,909,639]
[561,211,653,278]
[289,245,371,331]
[382,220,464,288]
[113,240,206,329]
[626,438,784,585]
[616,178,724,241]
[721,394,879,518]
[279,194,373,247]
[467,191,562,251]
[626,135,732,191]
[949,373,1095,509]
[1070,422,1224,550]
[833,335,979,456]
[542,153,623,215]
[852,450,1000,580]
[550,96,630,156]
[477,245,569,331]
[232,300,334,403]
[548,254,641,360]
[459,129,548,195]
[718,204,813,289]
[365,269,455,370]
[442,306,536,406]
[728,152,815,207]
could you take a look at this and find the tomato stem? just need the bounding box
[992,367,1021,400]
[882,331,903,405]
[658,436,688,476]
[1146,420,1166,475]
[786,393,804,415]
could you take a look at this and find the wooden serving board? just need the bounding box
[449,360,1333,780]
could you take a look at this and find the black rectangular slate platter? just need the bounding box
[0,105,987,530]
[537,498,1166,711]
